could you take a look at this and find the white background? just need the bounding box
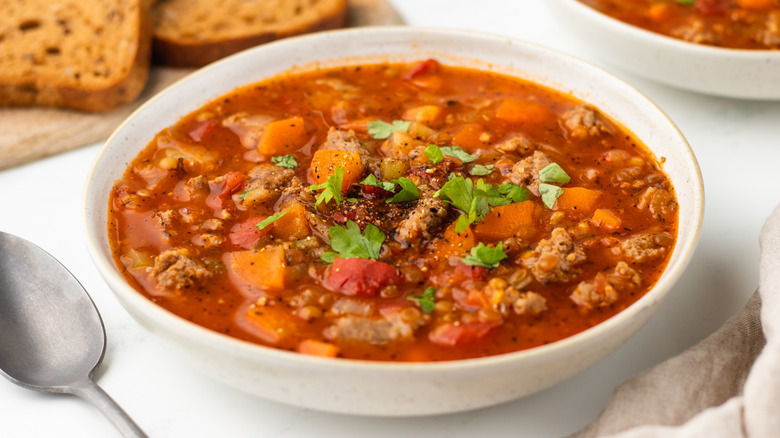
[1,1,779,436]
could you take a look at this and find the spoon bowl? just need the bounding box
[0,231,146,437]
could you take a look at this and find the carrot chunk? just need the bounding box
[298,339,339,358]
[590,208,622,232]
[431,222,476,259]
[554,187,602,214]
[310,149,364,192]
[452,124,488,151]
[403,105,445,128]
[495,98,556,126]
[271,202,310,240]
[257,116,310,155]
[225,245,287,291]
[473,201,542,241]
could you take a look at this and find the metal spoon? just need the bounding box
[0,231,147,437]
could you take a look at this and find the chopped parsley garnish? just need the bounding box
[539,183,564,209]
[435,176,490,233]
[256,210,288,231]
[537,162,569,208]
[321,221,385,263]
[461,242,507,268]
[360,174,395,191]
[367,120,411,139]
[238,188,256,199]
[408,287,436,314]
[498,183,532,203]
[440,146,478,163]
[310,167,344,207]
[539,163,570,184]
[424,144,444,164]
[386,177,420,203]
[362,174,420,204]
[470,164,494,176]
[271,155,298,169]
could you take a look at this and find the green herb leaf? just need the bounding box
[675,0,694,6]
[440,146,478,163]
[498,183,532,203]
[436,177,490,232]
[256,210,288,231]
[367,120,411,139]
[387,177,420,203]
[310,167,344,207]
[470,164,494,176]
[424,144,444,165]
[539,183,564,209]
[271,155,298,169]
[461,242,507,268]
[408,287,436,314]
[539,163,570,184]
[238,188,256,200]
[322,221,385,262]
[360,174,395,192]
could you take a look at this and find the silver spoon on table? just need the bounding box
[0,231,147,437]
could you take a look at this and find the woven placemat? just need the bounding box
[0,0,403,170]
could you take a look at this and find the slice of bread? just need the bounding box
[0,0,152,112]
[153,0,348,68]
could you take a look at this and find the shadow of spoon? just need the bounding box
[0,231,147,437]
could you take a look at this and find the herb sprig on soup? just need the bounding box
[108,59,678,361]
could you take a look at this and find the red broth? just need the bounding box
[579,0,780,50]
[108,60,677,361]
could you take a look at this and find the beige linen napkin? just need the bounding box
[571,203,780,438]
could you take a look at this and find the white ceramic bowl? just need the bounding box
[547,0,780,100]
[84,27,704,416]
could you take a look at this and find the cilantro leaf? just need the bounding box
[322,221,385,262]
[539,183,564,209]
[440,146,478,163]
[360,174,395,191]
[675,0,694,5]
[470,164,494,176]
[539,163,570,184]
[408,287,436,314]
[256,210,288,231]
[424,144,444,165]
[271,155,298,169]
[387,177,420,203]
[310,167,344,207]
[461,242,507,268]
[367,120,411,139]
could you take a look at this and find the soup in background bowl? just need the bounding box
[84,27,703,416]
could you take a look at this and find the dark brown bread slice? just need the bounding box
[0,0,152,112]
[152,0,348,68]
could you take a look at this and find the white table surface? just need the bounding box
[1,1,779,436]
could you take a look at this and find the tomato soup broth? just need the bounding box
[108,60,678,361]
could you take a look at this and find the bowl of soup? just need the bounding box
[547,0,780,99]
[84,26,703,416]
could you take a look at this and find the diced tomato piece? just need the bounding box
[188,119,219,142]
[206,171,244,209]
[429,322,498,347]
[403,58,440,80]
[325,258,402,297]
[695,0,725,15]
[229,217,270,248]
[453,262,487,282]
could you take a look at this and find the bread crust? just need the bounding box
[152,0,348,68]
[0,1,153,112]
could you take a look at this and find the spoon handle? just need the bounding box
[69,378,148,438]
